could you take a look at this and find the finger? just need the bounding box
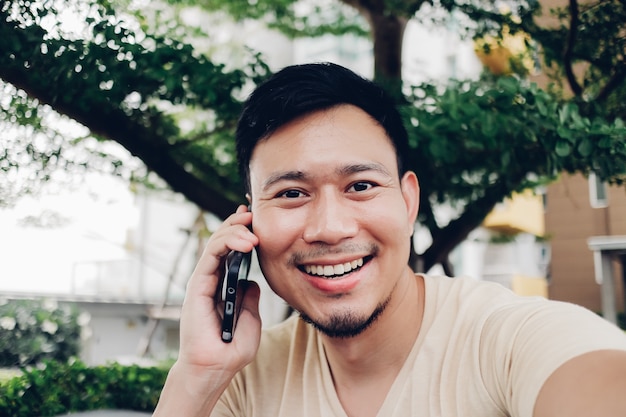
[233,281,262,352]
[190,212,257,288]
[205,212,256,258]
[239,280,261,321]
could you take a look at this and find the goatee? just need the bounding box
[299,297,390,339]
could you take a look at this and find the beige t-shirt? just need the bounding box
[214,275,626,417]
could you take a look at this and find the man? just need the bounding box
[153,62,626,417]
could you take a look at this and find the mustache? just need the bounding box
[288,242,379,266]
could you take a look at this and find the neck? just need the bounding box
[321,271,424,380]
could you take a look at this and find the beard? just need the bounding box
[298,295,391,339]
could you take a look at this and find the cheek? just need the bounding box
[254,212,303,259]
[365,200,412,239]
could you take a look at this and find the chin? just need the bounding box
[298,297,389,339]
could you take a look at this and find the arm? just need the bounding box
[534,349,626,417]
[153,205,262,417]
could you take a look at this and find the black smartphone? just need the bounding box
[221,249,252,343]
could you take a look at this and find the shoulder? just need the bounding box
[420,275,626,417]
[426,272,541,293]
[420,274,626,349]
[422,273,520,301]
[421,274,626,417]
[421,274,538,320]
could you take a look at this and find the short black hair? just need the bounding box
[235,62,409,193]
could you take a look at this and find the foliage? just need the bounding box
[0,0,270,216]
[0,299,88,367]
[408,76,626,196]
[170,0,370,38]
[1,0,626,272]
[0,368,21,384]
[0,359,167,416]
[516,0,626,120]
[403,74,626,267]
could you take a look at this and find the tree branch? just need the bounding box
[421,172,525,272]
[0,20,241,219]
[597,64,626,102]
[564,0,583,96]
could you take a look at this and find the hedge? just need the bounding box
[0,299,85,367]
[0,360,168,417]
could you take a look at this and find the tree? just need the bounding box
[2,0,626,273]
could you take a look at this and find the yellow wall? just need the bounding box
[483,190,545,237]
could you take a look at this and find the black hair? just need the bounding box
[235,62,409,193]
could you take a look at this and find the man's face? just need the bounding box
[248,104,419,338]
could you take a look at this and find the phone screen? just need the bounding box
[221,249,252,342]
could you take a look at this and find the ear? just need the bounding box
[245,193,252,205]
[400,171,420,234]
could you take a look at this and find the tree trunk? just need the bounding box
[341,0,408,94]
[370,13,407,93]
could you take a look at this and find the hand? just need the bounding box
[178,204,261,376]
[153,206,262,416]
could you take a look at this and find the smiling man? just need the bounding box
[153,62,626,417]
[248,104,418,345]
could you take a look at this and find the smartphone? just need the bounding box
[221,248,252,343]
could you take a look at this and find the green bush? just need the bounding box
[0,299,86,367]
[0,360,167,416]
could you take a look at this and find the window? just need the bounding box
[589,172,608,208]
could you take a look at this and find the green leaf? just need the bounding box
[555,141,571,157]
[599,137,613,148]
[496,76,518,95]
[536,98,548,117]
[480,112,498,138]
[501,151,511,166]
[577,138,593,156]
[557,125,574,142]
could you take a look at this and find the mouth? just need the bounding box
[299,256,372,279]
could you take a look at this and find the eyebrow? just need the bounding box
[337,162,392,178]
[261,162,393,192]
[262,170,308,191]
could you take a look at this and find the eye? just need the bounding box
[348,182,375,193]
[277,189,306,199]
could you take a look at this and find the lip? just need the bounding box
[305,270,362,293]
[301,256,371,294]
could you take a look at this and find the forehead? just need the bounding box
[248,105,398,183]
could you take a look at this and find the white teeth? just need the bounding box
[304,258,365,277]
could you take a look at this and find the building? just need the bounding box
[527,0,626,323]
[480,190,549,297]
[545,173,626,323]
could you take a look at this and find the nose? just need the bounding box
[302,191,358,245]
